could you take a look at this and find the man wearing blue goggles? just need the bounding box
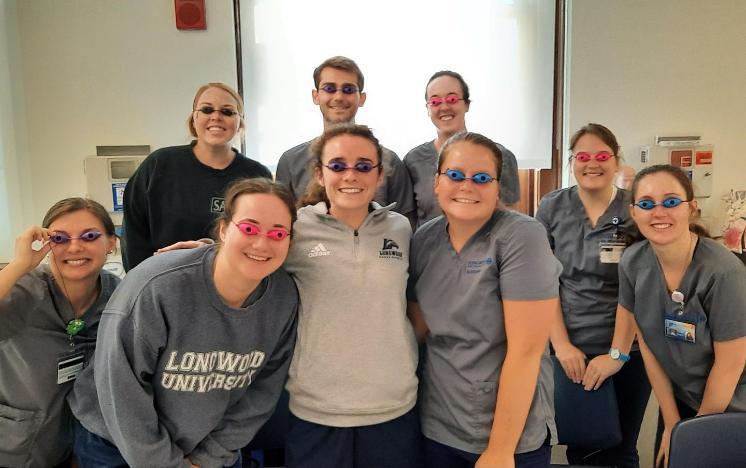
[275,56,415,221]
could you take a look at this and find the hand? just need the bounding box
[582,354,623,391]
[476,448,514,468]
[155,239,211,254]
[656,426,671,467]
[11,226,52,274]
[553,341,587,384]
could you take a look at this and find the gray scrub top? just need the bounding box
[403,141,521,228]
[408,210,561,454]
[536,186,638,354]
[619,237,746,412]
[275,139,415,217]
[0,266,119,468]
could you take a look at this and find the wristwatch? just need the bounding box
[609,347,630,362]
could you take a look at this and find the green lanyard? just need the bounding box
[66,318,85,346]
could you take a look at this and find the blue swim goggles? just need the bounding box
[439,169,497,184]
[632,197,691,210]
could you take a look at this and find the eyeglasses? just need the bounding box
[632,197,691,210]
[49,230,103,244]
[318,84,359,95]
[427,95,464,108]
[194,106,240,117]
[233,222,290,241]
[323,161,380,173]
[571,151,615,162]
[439,169,497,184]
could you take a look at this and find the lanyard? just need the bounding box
[66,318,85,347]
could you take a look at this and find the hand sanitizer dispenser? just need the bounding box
[84,156,145,225]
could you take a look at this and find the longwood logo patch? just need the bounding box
[379,238,403,259]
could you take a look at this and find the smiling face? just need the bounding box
[434,141,499,226]
[316,134,383,219]
[631,171,697,246]
[191,86,242,148]
[571,133,619,193]
[218,193,292,283]
[426,75,469,138]
[312,67,366,126]
[48,209,115,284]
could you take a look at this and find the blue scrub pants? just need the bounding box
[565,350,651,468]
[423,433,551,468]
[285,407,423,468]
[73,420,242,468]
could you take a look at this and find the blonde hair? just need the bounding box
[187,82,245,138]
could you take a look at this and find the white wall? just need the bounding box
[0,0,236,262]
[0,0,33,262]
[567,0,746,233]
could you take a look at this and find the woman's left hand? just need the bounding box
[656,426,671,467]
[582,354,623,390]
[476,449,514,468]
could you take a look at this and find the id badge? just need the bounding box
[599,241,626,264]
[57,352,85,384]
[664,318,696,343]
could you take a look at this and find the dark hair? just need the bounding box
[426,70,471,105]
[213,178,297,239]
[569,123,621,159]
[299,124,383,207]
[437,131,502,181]
[313,56,364,91]
[187,82,244,138]
[42,198,116,236]
[630,164,711,238]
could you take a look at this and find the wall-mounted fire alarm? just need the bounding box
[175,0,206,30]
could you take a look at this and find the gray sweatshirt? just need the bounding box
[69,245,298,468]
[283,202,418,427]
[0,265,119,468]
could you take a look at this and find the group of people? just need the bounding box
[1,55,744,468]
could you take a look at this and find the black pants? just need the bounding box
[423,432,552,468]
[285,407,423,468]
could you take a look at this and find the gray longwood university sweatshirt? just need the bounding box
[69,245,298,468]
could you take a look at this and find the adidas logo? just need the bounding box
[308,243,331,258]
